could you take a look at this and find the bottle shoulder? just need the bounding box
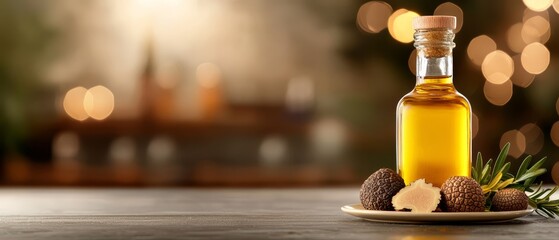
[397,88,471,108]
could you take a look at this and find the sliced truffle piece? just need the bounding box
[440,176,486,212]
[491,188,528,211]
[360,168,405,211]
[392,179,441,213]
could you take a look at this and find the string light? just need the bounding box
[521,42,550,74]
[467,35,496,66]
[434,2,464,32]
[83,85,115,120]
[507,23,525,53]
[481,50,514,85]
[472,113,479,139]
[519,123,544,155]
[408,49,417,75]
[511,55,535,88]
[388,9,418,43]
[552,161,559,185]
[63,87,89,121]
[356,1,392,33]
[483,79,513,106]
[551,122,559,147]
[500,130,526,158]
[523,0,553,12]
[521,16,550,44]
[553,0,559,14]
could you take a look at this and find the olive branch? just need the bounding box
[472,142,559,218]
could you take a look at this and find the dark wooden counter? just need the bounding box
[0,188,557,239]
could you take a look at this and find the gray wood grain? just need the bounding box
[0,188,557,239]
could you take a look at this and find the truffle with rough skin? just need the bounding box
[392,179,441,213]
[440,176,485,212]
[491,188,528,211]
[360,168,405,211]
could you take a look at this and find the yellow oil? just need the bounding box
[397,76,471,187]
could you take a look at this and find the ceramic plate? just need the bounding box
[341,203,534,223]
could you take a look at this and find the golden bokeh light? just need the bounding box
[556,97,559,116]
[511,55,535,88]
[467,35,497,66]
[500,130,526,158]
[388,9,419,43]
[521,16,550,44]
[554,0,559,14]
[523,0,553,12]
[521,42,550,74]
[387,8,407,38]
[551,161,559,185]
[196,63,222,89]
[472,113,479,139]
[481,50,514,85]
[507,23,525,53]
[433,2,464,32]
[483,79,513,106]
[519,123,544,155]
[552,161,559,185]
[552,121,559,147]
[356,1,393,33]
[52,131,80,160]
[83,85,115,120]
[63,87,89,121]
[523,8,550,22]
[408,49,417,75]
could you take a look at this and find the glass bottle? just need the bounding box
[396,16,471,187]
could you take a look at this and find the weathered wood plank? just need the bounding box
[0,188,557,240]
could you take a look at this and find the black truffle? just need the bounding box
[359,168,405,211]
[491,188,528,211]
[440,176,485,212]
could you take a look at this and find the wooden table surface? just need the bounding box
[0,188,557,239]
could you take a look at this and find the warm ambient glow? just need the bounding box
[551,122,559,147]
[521,42,550,74]
[511,55,535,88]
[147,136,176,164]
[481,50,514,85]
[408,49,417,75]
[483,79,513,106]
[388,9,418,43]
[554,0,559,14]
[434,2,464,32]
[196,63,222,88]
[52,131,80,160]
[467,35,496,66]
[472,113,479,139]
[84,85,115,120]
[63,87,89,121]
[507,23,524,53]
[553,161,559,186]
[109,137,136,165]
[500,130,526,158]
[259,135,288,166]
[519,123,544,155]
[285,77,315,113]
[523,0,553,12]
[356,1,392,33]
[310,118,347,158]
[521,16,550,44]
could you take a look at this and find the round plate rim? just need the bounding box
[341,203,534,223]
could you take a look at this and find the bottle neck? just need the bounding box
[414,29,455,85]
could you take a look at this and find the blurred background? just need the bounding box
[1,0,559,186]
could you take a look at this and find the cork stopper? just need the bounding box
[413,16,456,30]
